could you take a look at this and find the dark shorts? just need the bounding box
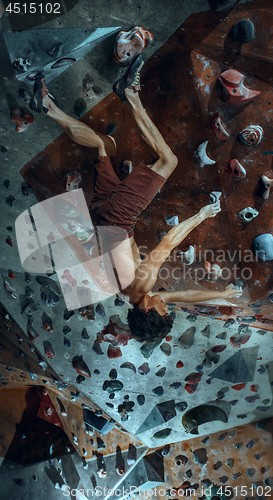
[90,156,165,237]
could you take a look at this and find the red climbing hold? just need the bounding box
[107,345,122,358]
[185,383,198,394]
[212,345,227,352]
[176,360,184,368]
[185,372,202,384]
[231,383,246,391]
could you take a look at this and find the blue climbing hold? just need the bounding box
[252,234,273,261]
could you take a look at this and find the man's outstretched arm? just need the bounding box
[130,202,221,295]
[161,201,221,253]
[159,283,243,304]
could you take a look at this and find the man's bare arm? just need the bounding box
[160,283,243,304]
[162,202,221,253]
[130,202,221,295]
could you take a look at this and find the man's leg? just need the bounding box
[124,88,178,179]
[43,95,116,157]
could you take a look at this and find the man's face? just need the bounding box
[142,294,169,317]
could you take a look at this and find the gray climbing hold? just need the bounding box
[136,400,176,434]
[216,331,227,340]
[160,343,171,356]
[238,207,259,222]
[141,339,161,358]
[138,362,150,375]
[210,191,222,203]
[226,458,234,467]
[246,468,256,477]
[182,402,230,434]
[165,215,179,225]
[209,346,259,382]
[178,326,196,349]
[201,324,210,338]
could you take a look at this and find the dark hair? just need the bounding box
[127,305,174,342]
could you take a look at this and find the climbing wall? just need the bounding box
[2,0,273,498]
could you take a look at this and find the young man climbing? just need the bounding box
[29,55,242,342]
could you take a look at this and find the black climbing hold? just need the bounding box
[213,460,222,470]
[6,194,15,207]
[114,295,125,307]
[92,340,104,355]
[246,468,255,477]
[92,85,102,94]
[3,179,10,189]
[97,437,105,449]
[63,309,75,320]
[102,380,123,393]
[160,445,170,456]
[224,319,235,328]
[229,19,255,44]
[152,386,164,396]
[137,394,145,406]
[140,339,161,358]
[175,401,188,411]
[156,229,167,242]
[120,362,136,373]
[63,326,71,335]
[74,97,87,117]
[95,303,105,318]
[81,327,89,339]
[24,272,31,283]
[170,382,181,389]
[246,439,255,448]
[155,367,166,377]
[64,337,71,348]
[153,428,172,439]
[193,448,208,465]
[109,369,117,380]
[21,182,33,196]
